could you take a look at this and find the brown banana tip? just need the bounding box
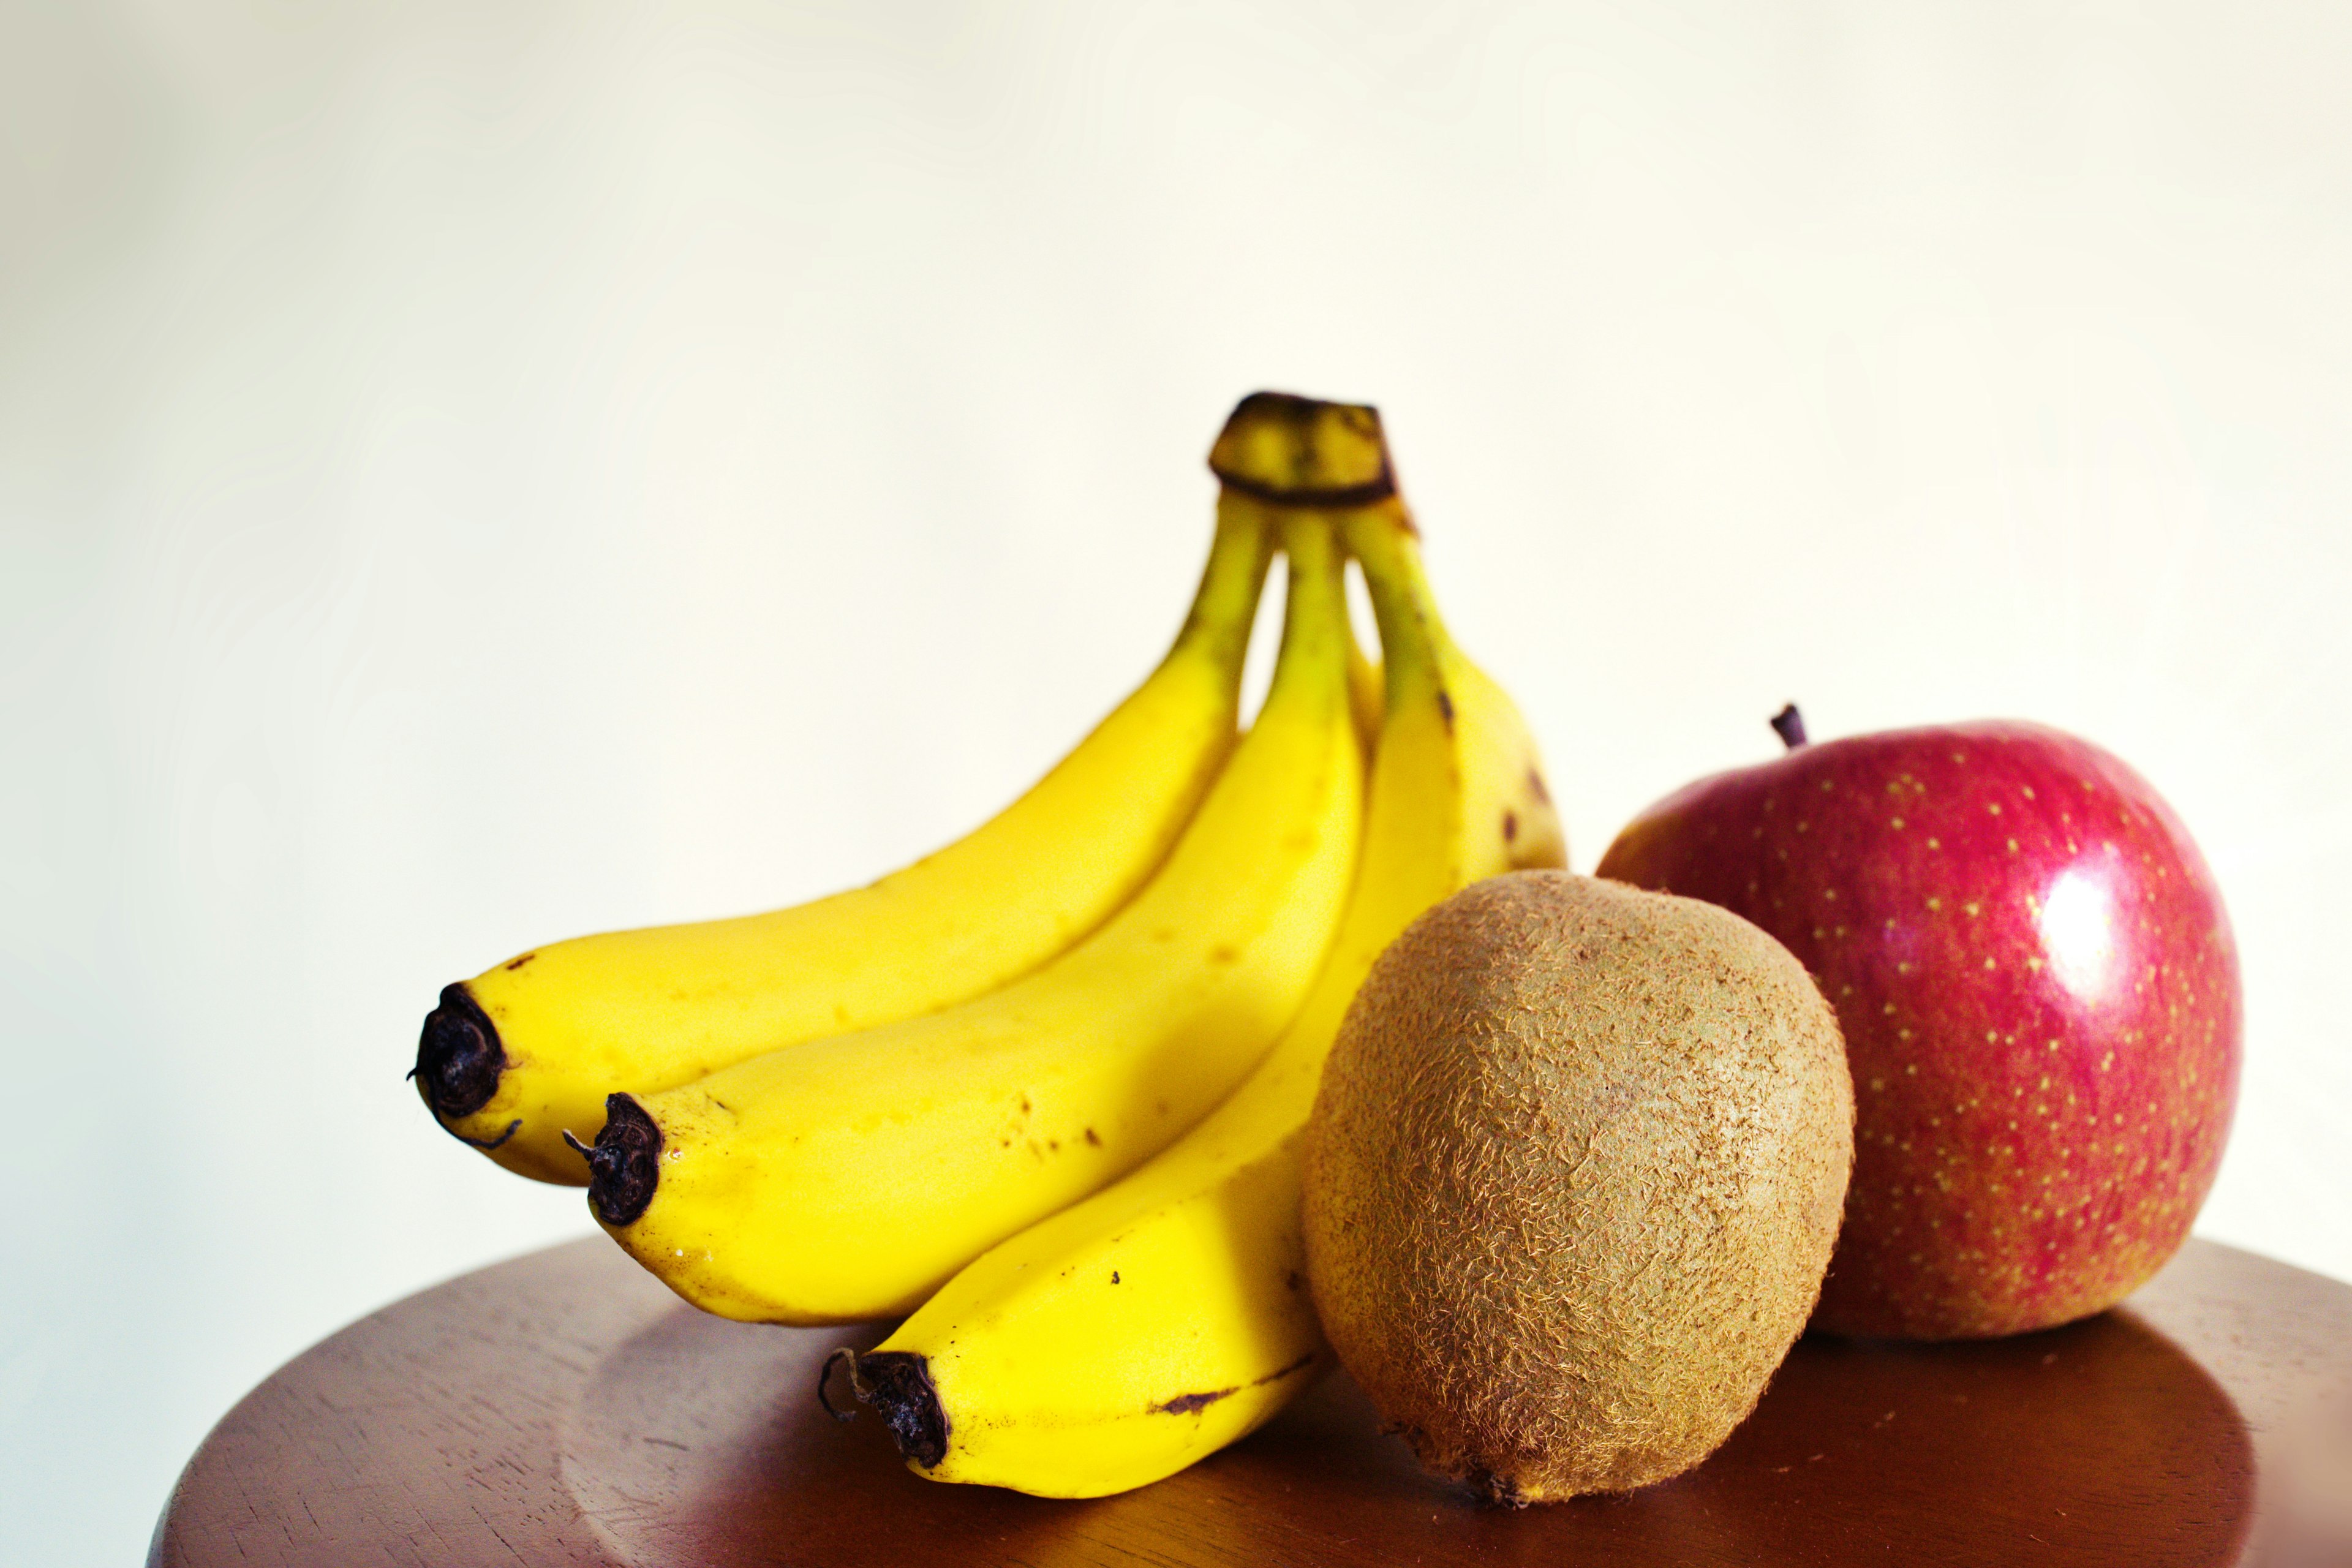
[416,984,505,1120]
[582,1094,663,1226]
[842,1351,950,1468]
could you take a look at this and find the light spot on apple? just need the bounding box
[2041,869,2120,1001]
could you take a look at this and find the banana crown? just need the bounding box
[1208,391,1395,509]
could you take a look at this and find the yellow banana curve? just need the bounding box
[846,410,1564,1498]
[582,511,1365,1324]
[415,510,1275,1183]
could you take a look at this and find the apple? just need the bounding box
[1595,709,2241,1340]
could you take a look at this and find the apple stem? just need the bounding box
[1771,704,1809,750]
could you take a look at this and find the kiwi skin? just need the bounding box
[1303,871,1854,1504]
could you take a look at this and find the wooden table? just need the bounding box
[149,1237,2352,1566]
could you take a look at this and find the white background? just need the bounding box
[5,2,2349,1560]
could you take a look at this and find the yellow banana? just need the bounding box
[840,394,1563,1497]
[414,510,1275,1183]
[579,505,1364,1324]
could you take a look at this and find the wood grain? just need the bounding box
[149,1238,2352,1567]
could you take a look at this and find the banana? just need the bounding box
[578,505,1365,1324]
[838,395,1564,1498]
[414,510,1275,1183]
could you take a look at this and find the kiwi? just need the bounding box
[1302,870,1853,1503]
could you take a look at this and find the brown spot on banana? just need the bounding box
[1155,1387,1237,1415]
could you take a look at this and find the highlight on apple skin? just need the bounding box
[1596,713,2241,1341]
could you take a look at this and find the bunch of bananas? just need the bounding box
[414,391,1564,1497]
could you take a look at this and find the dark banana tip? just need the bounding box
[582,1094,663,1227]
[844,1351,950,1468]
[416,984,505,1120]
[1208,390,1396,508]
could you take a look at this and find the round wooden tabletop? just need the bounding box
[150,1236,2352,1567]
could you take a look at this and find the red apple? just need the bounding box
[1595,711,2241,1340]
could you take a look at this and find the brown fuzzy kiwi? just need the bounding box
[1302,870,1853,1503]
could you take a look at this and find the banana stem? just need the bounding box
[1338,501,1454,708]
[1168,500,1278,671]
[1262,512,1351,693]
